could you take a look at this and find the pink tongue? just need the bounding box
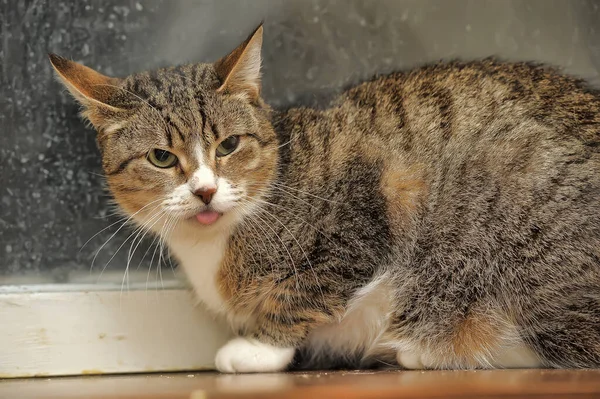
[196,211,221,225]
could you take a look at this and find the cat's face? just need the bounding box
[50,25,275,236]
[104,84,277,235]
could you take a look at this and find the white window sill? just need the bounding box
[0,282,231,378]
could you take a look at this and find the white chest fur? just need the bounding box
[168,234,228,314]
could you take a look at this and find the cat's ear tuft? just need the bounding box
[214,24,263,102]
[49,54,123,109]
[49,54,128,130]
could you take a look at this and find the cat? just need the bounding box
[49,24,600,373]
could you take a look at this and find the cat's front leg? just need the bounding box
[214,278,341,373]
[214,308,331,373]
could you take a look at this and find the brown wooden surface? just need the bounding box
[1,369,600,399]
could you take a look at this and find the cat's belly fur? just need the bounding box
[301,275,398,367]
[302,274,540,369]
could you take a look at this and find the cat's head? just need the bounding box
[49,25,277,239]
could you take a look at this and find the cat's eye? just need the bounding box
[216,135,240,157]
[147,149,178,168]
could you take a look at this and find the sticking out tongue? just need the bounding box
[196,211,221,225]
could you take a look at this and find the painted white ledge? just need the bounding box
[0,284,231,378]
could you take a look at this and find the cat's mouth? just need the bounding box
[194,210,222,225]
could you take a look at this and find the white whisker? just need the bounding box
[121,208,167,297]
[238,198,302,290]
[271,181,342,204]
[91,198,164,274]
[255,204,325,304]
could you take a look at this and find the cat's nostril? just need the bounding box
[192,186,217,205]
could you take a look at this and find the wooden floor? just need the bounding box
[1,369,600,399]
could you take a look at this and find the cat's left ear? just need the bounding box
[48,54,128,131]
[214,24,263,102]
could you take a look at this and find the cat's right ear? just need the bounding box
[48,54,127,130]
[214,24,263,103]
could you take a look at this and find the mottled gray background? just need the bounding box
[1,0,600,285]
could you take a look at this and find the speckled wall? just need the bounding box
[1,0,600,284]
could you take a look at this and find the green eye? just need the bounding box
[147,149,178,168]
[216,135,240,157]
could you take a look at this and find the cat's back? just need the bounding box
[336,58,600,145]
[279,59,600,179]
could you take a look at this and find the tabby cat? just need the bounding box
[49,25,600,372]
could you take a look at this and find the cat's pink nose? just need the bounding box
[193,186,216,205]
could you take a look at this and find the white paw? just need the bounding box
[490,343,542,368]
[215,337,295,373]
[397,350,426,369]
[397,349,438,370]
